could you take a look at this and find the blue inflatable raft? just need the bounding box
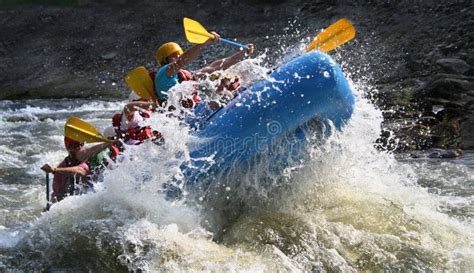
[188,51,355,168]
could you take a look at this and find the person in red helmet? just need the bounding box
[41,136,118,204]
[41,137,88,203]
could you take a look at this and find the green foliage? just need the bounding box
[389,86,417,106]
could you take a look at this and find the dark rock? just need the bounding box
[417,116,439,126]
[409,148,463,159]
[468,100,474,112]
[418,74,474,100]
[380,130,391,139]
[405,55,425,72]
[435,107,468,121]
[436,58,470,74]
[429,98,466,109]
[460,118,474,149]
[101,52,117,60]
[394,124,434,151]
[430,121,460,149]
[442,150,463,158]
[427,148,463,158]
[440,41,464,54]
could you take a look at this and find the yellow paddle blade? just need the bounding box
[64,117,111,143]
[125,66,156,102]
[306,18,356,53]
[183,17,215,44]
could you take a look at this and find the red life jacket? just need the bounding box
[150,68,198,108]
[192,94,201,104]
[177,69,194,83]
[228,78,240,91]
[149,71,157,82]
[150,69,193,83]
[221,77,240,92]
[109,145,120,161]
[140,110,151,119]
[111,112,154,144]
[149,69,192,105]
[112,112,150,128]
[177,69,202,108]
[112,112,123,136]
[124,126,154,144]
[180,94,202,109]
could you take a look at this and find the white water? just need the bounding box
[0,58,473,271]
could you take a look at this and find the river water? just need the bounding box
[0,62,473,271]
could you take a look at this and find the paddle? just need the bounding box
[125,66,158,103]
[306,18,356,53]
[64,116,112,143]
[183,17,248,49]
[45,173,51,211]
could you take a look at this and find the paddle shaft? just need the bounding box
[186,29,247,49]
[220,38,248,49]
[46,173,51,211]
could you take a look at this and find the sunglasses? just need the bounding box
[66,142,84,149]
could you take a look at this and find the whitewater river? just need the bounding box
[0,79,473,270]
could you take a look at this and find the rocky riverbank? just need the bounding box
[1,0,472,154]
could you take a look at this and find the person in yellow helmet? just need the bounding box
[154,32,254,104]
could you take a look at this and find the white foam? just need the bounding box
[1,51,473,271]
[0,228,21,249]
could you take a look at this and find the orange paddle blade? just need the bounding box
[306,18,356,53]
[125,66,157,102]
[64,116,111,143]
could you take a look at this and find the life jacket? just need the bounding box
[86,151,106,183]
[124,126,154,144]
[177,69,201,108]
[149,69,192,84]
[112,112,123,136]
[53,156,89,202]
[112,111,150,129]
[112,112,155,144]
[228,78,240,91]
[177,69,194,83]
[222,77,240,92]
[153,68,193,85]
[109,145,120,161]
[153,68,198,108]
[210,71,240,91]
[151,69,192,105]
[137,109,152,120]
[149,71,157,82]
[85,145,121,184]
[149,71,158,105]
[192,94,201,104]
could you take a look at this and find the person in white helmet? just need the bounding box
[111,93,163,145]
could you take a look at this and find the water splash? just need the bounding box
[0,41,473,271]
[217,80,474,271]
